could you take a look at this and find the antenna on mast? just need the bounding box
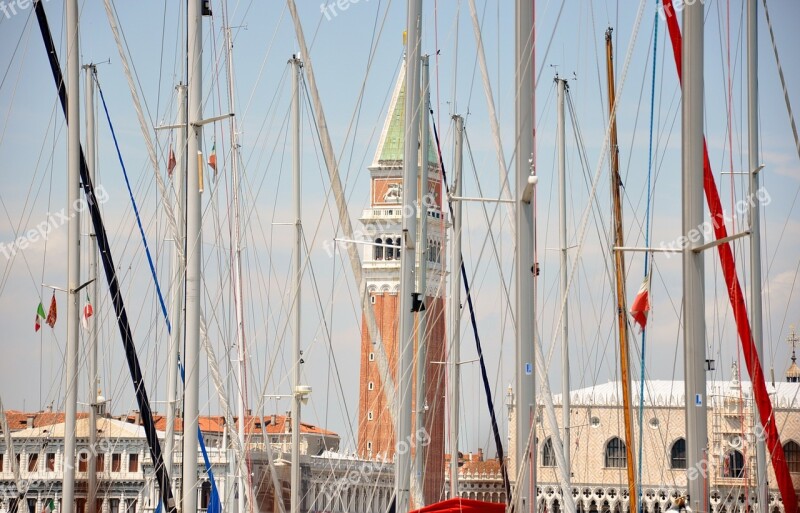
[787,326,800,383]
[788,326,799,362]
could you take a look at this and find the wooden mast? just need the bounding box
[605,28,637,513]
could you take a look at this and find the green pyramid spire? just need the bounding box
[374,61,438,167]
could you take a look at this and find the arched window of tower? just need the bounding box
[374,238,383,260]
[386,238,394,261]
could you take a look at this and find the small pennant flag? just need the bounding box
[45,499,55,513]
[35,302,46,332]
[630,275,651,331]
[207,142,217,173]
[167,146,177,177]
[82,296,94,330]
[45,293,57,328]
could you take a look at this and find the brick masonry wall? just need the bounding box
[357,292,446,505]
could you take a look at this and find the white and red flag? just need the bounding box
[630,275,651,331]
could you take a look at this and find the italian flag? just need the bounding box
[35,302,46,332]
[207,142,217,173]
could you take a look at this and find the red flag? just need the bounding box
[630,276,650,331]
[167,146,176,176]
[45,294,57,328]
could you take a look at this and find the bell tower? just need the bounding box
[356,60,447,504]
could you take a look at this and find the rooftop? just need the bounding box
[3,411,337,437]
[550,379,800,408]
[10,416,150,440]
[3,410,88,432]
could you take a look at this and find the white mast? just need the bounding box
[182,0,204,511]
[448,114,464,500]
[515,0,536,511]
[682,2,709,512]
[397,0,422,510]
[62,0,81,509]
[84,62,99,513]
[165,83,186,498]
[290,54,303,513]
[413,54,431,502]
[223,21,252,513]
[747,0,768,508]
[556,76,570,481]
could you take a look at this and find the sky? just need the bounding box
[0,0,799,459]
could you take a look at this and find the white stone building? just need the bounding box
[493,365,800,513]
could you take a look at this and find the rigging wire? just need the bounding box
[430,109,512,501]
[637,1,659,507]
[95,78,171,332]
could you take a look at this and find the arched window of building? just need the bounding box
[385,238,394,261]
[604,437,627,468]
[722,450,745,478]
[782,440,799,473]
[375,238,383,260]
[435,241,441,263]
[429,240,434,262]
[394,238,401,260]
[670,438,687,469]
[200,481,212,510]
[541,437,557,467]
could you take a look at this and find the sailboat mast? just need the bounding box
[604,29,637,513]
[84,62,99,513]
[182,0,204,511]
[397,0,422,510]
[62,0,81,509]
[414,55,431,501]
[223,22,252,513]
[682,2,709,511]
[515,0,536,510]
[746,0,768,508]
[165,83,186,500]
[290,54,303,513]
[556,76,571,481]
[449,114,464,500]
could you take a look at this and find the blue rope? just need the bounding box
[96,79,220,510]
[637,4,659,512]
[95,81,172,334]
